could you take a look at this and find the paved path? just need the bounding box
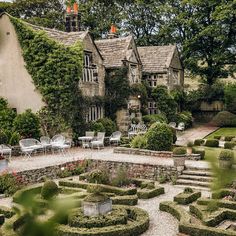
[6,148,209,173]
[176,124,218,146]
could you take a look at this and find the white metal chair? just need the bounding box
[110,131,122,146]
[19,139,43,159]
[40,136,51,154]
[128,124,138,138]
[0,144,12,161]
[91,132,105,149]
[169,122,176,128]
[176,122,185,131]
[51,135,71,157]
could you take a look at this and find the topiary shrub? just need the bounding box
[175,111,193,129]
[173,147,187,155]
[142,114,167,127]
[219,150,234,161]
[146,123,173,151]
[225,136,235,141]
[97,118,116,136]
[88,169,110,185]
[41,180,59,200]
[89,122,105,134]
[211,111,236,127]
[184,187,193,193]
[214,135,221,140]
[194,139,205,146]
[13,109,41,139]
[205,139,219,147]
[130,135,147,149]
[192,147,205,159]
[224,142,236,150]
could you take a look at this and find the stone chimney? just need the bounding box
[65,2,81,32]
[107,24,118,39]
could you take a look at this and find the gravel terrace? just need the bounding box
[7,147,209,173]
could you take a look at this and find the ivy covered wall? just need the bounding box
[10,16,84,135]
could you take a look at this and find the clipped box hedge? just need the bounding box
[174,191,201,205]
[59,180,137,196]
[205,139,219,147]
[111,195,138,206]
[0,214,5,225]
[212,189,232,199]
[57,206,149,236]
[0,206,15,218]
[137,186,164,199]
[197,198,236,210]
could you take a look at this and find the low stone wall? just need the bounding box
[114,147,173,158]
[16,159,180,185]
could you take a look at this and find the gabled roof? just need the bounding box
[137,45,176,73]
[27,23,88,46]
[95,36,134,68]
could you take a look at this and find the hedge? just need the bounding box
[137,187,164,199]
[57,206,149,236]
[192,147,205,159]
[68,206,128,228]
[13,184,42,203]
[205,139,219,147]
[111,195,138,206]
[224,141,236,150]
[174,191,201,205]
[225,136,235,142]
[212,189,232,199]
[0,206,15,219]
[159,201,191,223]
[198,198,236,210]
[59,180,137,196]
[0,214,5,226]
[194,139,205,146]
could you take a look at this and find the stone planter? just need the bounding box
[83,199,112,217]
[0,159,8,173]
[219,159,233,169]
[187,147,192,155]
[173,155,186,171]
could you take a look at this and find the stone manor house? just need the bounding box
[0,10,184,132]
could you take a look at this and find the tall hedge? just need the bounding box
[10,17,83,132]
[146,123,173,151]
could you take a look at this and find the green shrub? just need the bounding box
[142,114,167,127]
[146,123,173,151]
[158,174,168,184]
[211,111,236,127]
[97,118,117,136]
[192,147,205,159]
[214,135,221,140]
[224,142,236,150]
[111,195,138,206]
[171,127,177,144]
[89,121,105,134]
[173,147,187,155]
[174,191,201,205]
[184,187,193,193]
[0,130,8,144]
[13,109,41,139]
[41,180,59,200]
[219,150,234,161]
[130,135,147,149]
[224,83,236,114]
[111,167,130,187]
[88,169,110,185]
[0,173,23,196]
[225,136,235,141]
[9,132,20,146]
[175,111,193,129]
[205,139,219,147]
[194,139,205,146]
[206,200,219,212]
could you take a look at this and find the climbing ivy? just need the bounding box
[10,17,83,134]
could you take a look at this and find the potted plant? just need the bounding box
[219,150,234,169]
[173,147,187,171]
[186,141,193,155]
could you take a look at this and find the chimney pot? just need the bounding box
[66,6,71,13]
[110,24,117,34]
[73,3,79,13]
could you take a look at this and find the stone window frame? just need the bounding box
[82,51,98,83]
[86,106,104,122]
[129,63,139,84]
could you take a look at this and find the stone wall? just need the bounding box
[114,147,173,158]
[16,158,180,185]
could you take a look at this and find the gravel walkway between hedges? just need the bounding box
[139,184,211,236]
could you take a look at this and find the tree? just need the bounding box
[162,0,236,85]
[0,1,12,14]
[3,0,65,30]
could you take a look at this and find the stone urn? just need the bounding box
[0,158,8,173]
[218,150,234,169]
[173,147,187,171]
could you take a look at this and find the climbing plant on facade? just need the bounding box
[10,16,83,134]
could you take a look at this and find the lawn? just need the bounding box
[194,146,236,162]
[205,128,236,139]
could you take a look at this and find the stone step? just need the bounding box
[176,179,210,188]
[182,170,213,177]
[175,184,210,192]
[178,175,213,182]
